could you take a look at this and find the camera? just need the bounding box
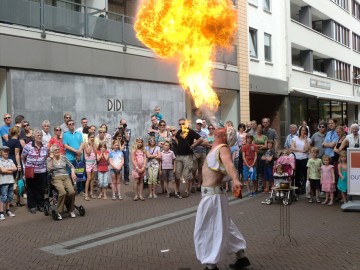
[355,143,359,148]
[122,123,127,128]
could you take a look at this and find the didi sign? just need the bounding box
[349,149,360,195]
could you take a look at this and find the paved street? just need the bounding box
[0,182,359,270]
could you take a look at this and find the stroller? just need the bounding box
[262,151,298,205]
[44,161,86,220]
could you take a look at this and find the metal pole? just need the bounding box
[40,0,46,38]
[84,4,88,37]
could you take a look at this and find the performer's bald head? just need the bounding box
[214,127,236,146]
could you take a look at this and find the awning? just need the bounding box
[290,87,360,104]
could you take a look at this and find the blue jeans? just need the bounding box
[0,184,14,203]
[123,149,130,182]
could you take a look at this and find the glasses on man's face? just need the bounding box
[68,123,74,126]
[65,117,71,119]
[179,123,185,126]
[4,117,11,120]
[209,127,215,130]
[24,124,29,127]
[319,126,325,128]
[55,129,61,131]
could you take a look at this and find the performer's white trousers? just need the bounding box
[194,193,246,264]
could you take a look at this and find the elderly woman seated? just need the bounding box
[46,145,77,220]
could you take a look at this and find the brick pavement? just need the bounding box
[0,182,359,270]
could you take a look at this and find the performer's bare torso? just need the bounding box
[201,147,228,187]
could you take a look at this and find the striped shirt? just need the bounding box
[22,141,48,173]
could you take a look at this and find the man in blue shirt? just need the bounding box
[63,119,84,193]
[322,119,339,163]
[0,113,12,146]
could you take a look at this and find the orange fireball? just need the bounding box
[135,0,237,111]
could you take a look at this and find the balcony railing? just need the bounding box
[0,0,237,66]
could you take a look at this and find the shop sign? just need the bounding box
[348,149,360,195]
[107,99,123,112]
[310,79,331,90]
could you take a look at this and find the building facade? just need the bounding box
[0,0,240,141]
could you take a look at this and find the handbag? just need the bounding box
[14,171,25,196]
[25,167,34,179]
[74,160,86,180]
[25,146,41,179]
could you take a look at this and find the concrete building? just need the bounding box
[0,0,240,142]
[245,0,360,144]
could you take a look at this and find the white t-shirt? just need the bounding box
[292,136,310,160]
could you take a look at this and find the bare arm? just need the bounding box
[337,139,349,152]
[15,148,21,171]
[191,137,204,149]
[220,147,241,190]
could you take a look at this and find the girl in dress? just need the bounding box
[84,132,98,201]
[96,142,109,200]
[337,151,348,204]
[320,155,335,206]
[131,138,146,201]
[109,140,124,201]
[146,136,161,198]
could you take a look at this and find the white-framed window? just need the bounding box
[248,0,258,7]
[331,0,349,11]
[332,21,350,46]
[263,0,271,12]
[249,28,258,58]
[264,33,272,62]
[353,32,360,52]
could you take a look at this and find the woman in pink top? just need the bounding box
[84,132,98,201]
[131,138,146,201]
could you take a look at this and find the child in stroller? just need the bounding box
[262,151,298,205]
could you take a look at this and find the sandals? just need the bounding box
[103,196,107,200]
[133,196,139,201]
[139,196,145,201]
[112,195,116,201]
[118,195,123,200]
[90,194,96,199]
[98,194,102,199]
[84,195,90,201]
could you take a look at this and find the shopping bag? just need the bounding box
[74,160,86,180]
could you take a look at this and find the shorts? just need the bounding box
[132,169,145,179]
[162,169,175,182]
[263,167,273,181]
[110,169,122,175]
[0,183,14,204]
[98,172,109,188]
[243,166,257,181]
[175,155,194,181]
[309,179,321,190]
[192,153,206,172]
[85,160,97,173]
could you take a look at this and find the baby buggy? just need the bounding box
[262,151,298,205]
[43,169,86,221]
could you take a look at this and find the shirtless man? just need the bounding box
[194,127,250,270]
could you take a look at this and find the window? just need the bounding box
[264,33,272,62]
[352,0,360,19]
[334,59,350,82]
[353,66,360,85]
[249,28,257,58]
[248,0,258,6]
[353,32,360,52]
[331,0,349,10]
[263,0,271,12]
[332,21,350,46]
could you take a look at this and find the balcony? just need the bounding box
[0,0,237,66]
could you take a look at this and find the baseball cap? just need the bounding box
[0,145,10,151]
[196,119,203,124]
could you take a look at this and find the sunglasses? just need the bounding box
[159,124,166,127]
[68,123,74,126]
[4,117,11,120]
[209,127,215,129]
[55,129,61,131]
[54,149,60,152]
[149,139,155,142]
[179,123,185,126]
[23,124,29,127]
[319,126,326,128]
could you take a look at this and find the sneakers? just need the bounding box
[118,195,123,200]
[166,193,170,198]
[112,194,117,201]
[152,194,158,199]
[6,211,15,217]
[0,214,5,221]
[175,193,182,199]
[69,211,76,218]
[229,257,251,269]
[57,213,63,220]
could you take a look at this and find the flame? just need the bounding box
[180,119,190,138]
[134,0,237,111]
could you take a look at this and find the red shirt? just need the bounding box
[242,143,258,166]
[48,137,65,155]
